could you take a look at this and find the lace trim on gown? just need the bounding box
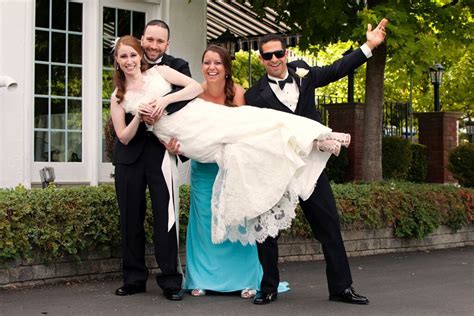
[212,182,299,245]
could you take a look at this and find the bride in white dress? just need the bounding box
[111,36,350,245]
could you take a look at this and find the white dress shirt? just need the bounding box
[268,71,300,112]
[268,44,372,112]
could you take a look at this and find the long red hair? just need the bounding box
[112,36,148,103]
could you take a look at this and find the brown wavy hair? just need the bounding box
[201,45,237,107]
[113,36,148,103]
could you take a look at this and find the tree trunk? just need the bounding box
[361,42,387,181]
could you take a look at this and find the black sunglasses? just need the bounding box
[261,50,285,61]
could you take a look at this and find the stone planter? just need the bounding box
[1,224,473,289]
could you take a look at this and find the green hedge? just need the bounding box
[326,137,428,183]
[448,143,474,188]
[1,182,472,263]
[382,137,428,182]
[407,143,427,183]
[326,147,349,183]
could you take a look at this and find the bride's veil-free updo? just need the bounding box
[112,36,148,103]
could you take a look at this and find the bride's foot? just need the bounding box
[316,139,342,156]
[241,288,257,299]
[190,289,206,297]
[321,132,351,148]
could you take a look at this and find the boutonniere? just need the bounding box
[295,67,309,85]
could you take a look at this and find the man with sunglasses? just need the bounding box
[245,18,388,305]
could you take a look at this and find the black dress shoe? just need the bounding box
[329,286,369,305]
[163,288,183,301]
[253,291,278,305]
[115,284,146,296]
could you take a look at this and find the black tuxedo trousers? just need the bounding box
[257,173,352,295]
[114,133,181,290]
[245,50,368,296]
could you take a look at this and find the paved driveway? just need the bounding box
[1,247,473,315]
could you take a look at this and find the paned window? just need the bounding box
[34,0,83,162]
[102,7,145,162]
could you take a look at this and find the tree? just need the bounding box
[232,50,266,88]
[242,0,473,181]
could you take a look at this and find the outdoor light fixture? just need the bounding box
[429,63,445,112]
[211,28,237,58]
[39,167,55,188]
[343,47,357,103]
[0,75,18,91]
[466,119,474,143]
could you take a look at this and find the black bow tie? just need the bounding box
[268,76,294,90]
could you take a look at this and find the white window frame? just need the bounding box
[31,0,159,186]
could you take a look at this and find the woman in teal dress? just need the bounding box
[183,45,262,298]
[185,161,262,297]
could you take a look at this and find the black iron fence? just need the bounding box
[315,95,416,139]
[315,95,354,125]
[383,101,416,139]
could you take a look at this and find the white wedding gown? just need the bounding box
[120,67,333,245]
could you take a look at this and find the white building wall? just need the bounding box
[166,0,207,82]
[0,0,35,188]
[0,0,207,188]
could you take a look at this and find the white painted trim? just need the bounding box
[83,0,101,186]
[24,0,35,189]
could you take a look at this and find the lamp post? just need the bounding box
[210,28,237,58]
[466,119,474,143]
[343,47,357,104]
[429,63,445,112]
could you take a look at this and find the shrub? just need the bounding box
[407,143,427,183]
[326,147,349,183]
[104,117,116,162]
[329,182,473,239]
[448,143,474,188]
[0,185,120,262]
[1,182,472,263]
[382,137,412,180]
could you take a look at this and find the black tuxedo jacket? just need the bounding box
[156,53,192,115]
[245,48,368,294]
[244,48,368,123]
[160,53,191,77]
[113,53,192,165]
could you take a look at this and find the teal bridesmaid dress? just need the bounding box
[185,160,263,292]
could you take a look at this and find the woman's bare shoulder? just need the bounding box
[233,83,246,106]
[233,83,245,94]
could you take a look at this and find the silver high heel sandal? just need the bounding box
[190,289,206,297]
[241,288,257,299]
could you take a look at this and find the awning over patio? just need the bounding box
[206,0,300,51]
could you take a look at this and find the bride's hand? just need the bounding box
[142,114,155,125]
[137,102,154,117]
[150,97,169,118]
[140,100,159,124]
